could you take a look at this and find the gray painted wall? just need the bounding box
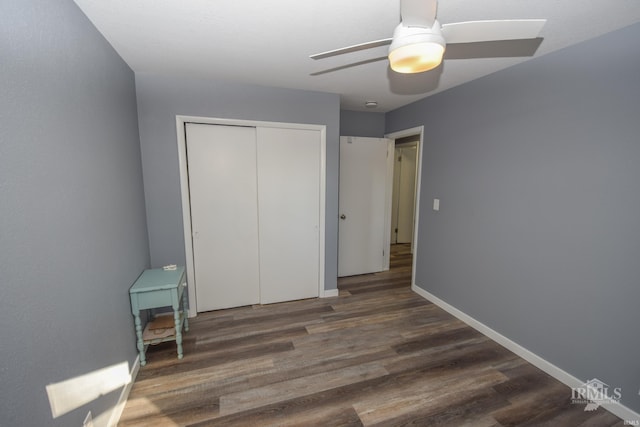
[340,110,386,137]
[386,23,640,413]
[136,73,340,291]
[1,1,149,426]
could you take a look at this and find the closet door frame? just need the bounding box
[176,115,327,317]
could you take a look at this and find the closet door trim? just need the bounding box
[176,115,326,317]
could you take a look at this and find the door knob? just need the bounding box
[340,214,346,220]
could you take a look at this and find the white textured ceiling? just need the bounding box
[73,0,640,112]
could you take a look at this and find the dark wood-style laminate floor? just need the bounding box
[119,244,623,426]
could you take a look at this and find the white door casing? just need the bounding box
[385,126,425,290]
[391,150,402,244]
[178,117,326,315]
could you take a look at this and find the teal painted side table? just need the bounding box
[129,266,189,366]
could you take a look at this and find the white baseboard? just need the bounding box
[411,284,640,423]
[321,289,339,298]
[107,355,140,427]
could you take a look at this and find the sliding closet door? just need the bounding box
[185,123,260,311]
[256,127,320,304]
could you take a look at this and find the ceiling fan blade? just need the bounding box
[310,56,388,76]
[310,38,393,60]
[444,38,543,60]
[401,0,437,28]
[442,19,546,44]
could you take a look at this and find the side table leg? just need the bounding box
[133,312,146,366]
[174,308,183,359]
[182,285,189,331]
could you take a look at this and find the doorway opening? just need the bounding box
[383,135,420,294]
[391,135,419,252]
[337,126,424,292]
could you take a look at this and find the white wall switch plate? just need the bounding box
[433,198,440,211]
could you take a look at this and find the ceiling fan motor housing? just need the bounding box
[388,21,446,73]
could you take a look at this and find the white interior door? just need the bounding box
[397,145,417,244]
[257,127,320,303]
[185,123,260,311]
[338,136,394,277]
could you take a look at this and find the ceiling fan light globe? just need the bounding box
[389,42,445,73]
[388,22,445,74]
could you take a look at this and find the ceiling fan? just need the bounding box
[310,0,546,74]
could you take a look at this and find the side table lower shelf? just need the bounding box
[142,312,187,345]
